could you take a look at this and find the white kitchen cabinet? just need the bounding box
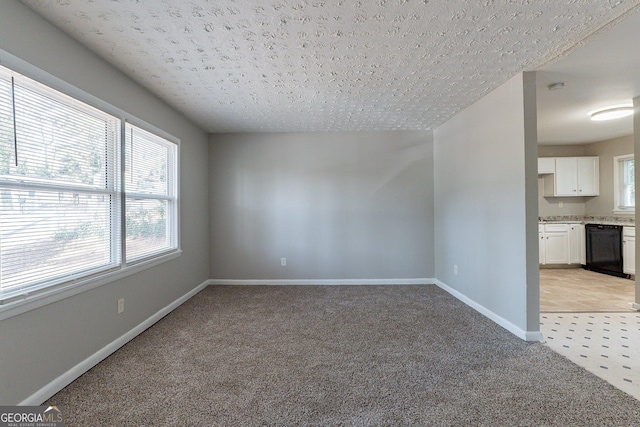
[540,223,570,265]
[576,157,599,195]
[553,157,578,196]
[623,227,635,275]
[568,223,585,265]
[543,156,599,197]
[538,158,555,174]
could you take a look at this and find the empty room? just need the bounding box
[1,0,640,425]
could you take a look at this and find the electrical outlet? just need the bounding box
[453,265,458,275]
[117,298,125,314]
[280,257,287,267]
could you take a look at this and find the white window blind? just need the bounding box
[124,123,177,262]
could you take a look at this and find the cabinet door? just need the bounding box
[623,236,635,275]
[554,157,578,196]
[577,157,599,196]
[568,224,584,264]
[545,232,570,264]
[539,231,545,264]
[538,158,555,174]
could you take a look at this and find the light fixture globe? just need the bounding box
[590,106,633,121]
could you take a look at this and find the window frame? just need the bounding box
[122,121,180,265]
[613,153,634,214]
[0,55,181,321]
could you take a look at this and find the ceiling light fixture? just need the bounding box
[590,105,633,121]
[547,82,565,91]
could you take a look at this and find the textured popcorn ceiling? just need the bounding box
[20,0,640,133]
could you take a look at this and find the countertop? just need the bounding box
[539,215,635,226]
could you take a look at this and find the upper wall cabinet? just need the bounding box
[537,157,555,174]
[541,156,599,197]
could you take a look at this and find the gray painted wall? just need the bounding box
[538,145,586,157]
[209,131,434,280]
[434,73,539,338]
[0,1,209,404]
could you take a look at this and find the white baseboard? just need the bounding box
[20,280,209,405]
[208,278,434,286]
[434,279,543,342]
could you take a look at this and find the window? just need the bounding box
[0,65,179,305]
[125,123,177,262]
[614,154,634,213]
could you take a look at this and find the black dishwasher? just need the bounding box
[585,224,625,278]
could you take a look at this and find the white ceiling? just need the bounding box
[19,0,640,136]
[537,8,640,145]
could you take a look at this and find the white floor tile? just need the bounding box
[540,312,640,401]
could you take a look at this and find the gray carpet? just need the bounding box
[47,285,640,426]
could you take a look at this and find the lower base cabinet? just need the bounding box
[539,223,585,266]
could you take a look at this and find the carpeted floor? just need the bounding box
[47,285,640,426]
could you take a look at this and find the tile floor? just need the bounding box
[540,312,640,400]
[540,269,639,400]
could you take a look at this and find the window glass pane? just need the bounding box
[624,159,635,206]
[126,198,170,261]
[125,125,170,196]
[0,189,116,291]
[616,157,635,209]
[0,68,119,296]
[124,122,176,262]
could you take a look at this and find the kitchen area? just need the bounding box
[537,142,636,312]
[535,10,639,314]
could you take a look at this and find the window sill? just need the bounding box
[0,249,181,321]
[613,209,635,215]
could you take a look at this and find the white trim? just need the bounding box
[207,278,433,286]
[19,279,208,406]
[613,209,635,215]
[434,279,543,342]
